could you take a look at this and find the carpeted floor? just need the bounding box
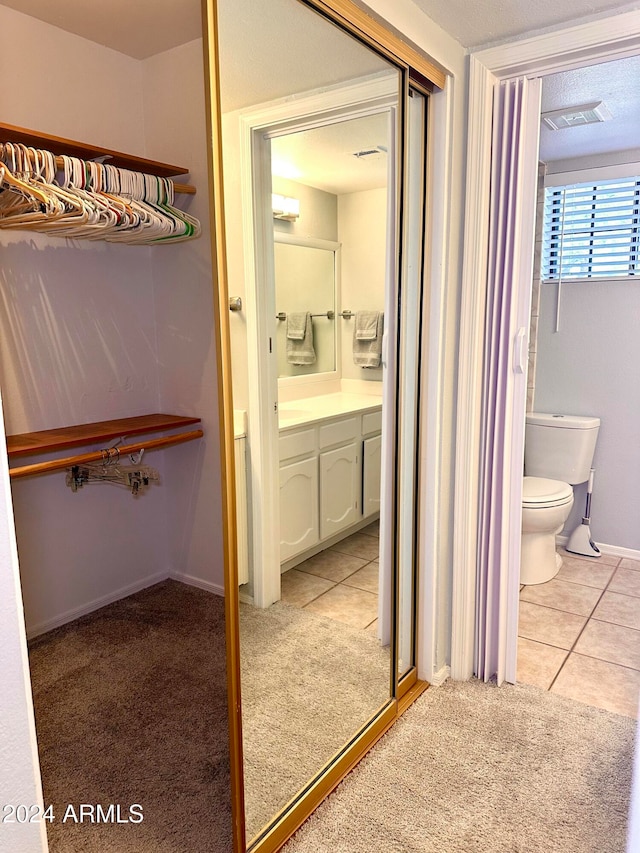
[239,601,390,840]
[28,583,637,853]
[28,580,231,853]
[283,678,635,853]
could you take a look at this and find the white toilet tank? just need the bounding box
[524,413,600,485]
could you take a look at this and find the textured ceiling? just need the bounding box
[540,55,640,163]
[272,113,390,195]
[411,0,640,49]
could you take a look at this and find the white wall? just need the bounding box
[0,5,146,156]
[0,5,171,636]
[338,188,386,384]
[142,40,225,593]
[535,281,640,551]
[273,176,338,243]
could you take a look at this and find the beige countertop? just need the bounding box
[278,393,382,430]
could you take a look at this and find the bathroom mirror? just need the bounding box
[274,238,338,379]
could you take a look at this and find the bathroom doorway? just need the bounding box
[515,56,640,717]
[244,99,397,614]
[456,15,640,687]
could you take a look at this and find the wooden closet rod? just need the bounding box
[9,429,203,480]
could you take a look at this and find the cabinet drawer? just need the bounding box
[362,409,382,437]
[319,417,358,449]
[279,427,316,463]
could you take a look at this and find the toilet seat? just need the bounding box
[523,476,573,509]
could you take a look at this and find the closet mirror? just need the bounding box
[215,0,426,847]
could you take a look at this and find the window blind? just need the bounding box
[542,176,640,279]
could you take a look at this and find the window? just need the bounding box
[542,177,640,280]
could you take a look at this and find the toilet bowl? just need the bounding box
[521,476,574,585]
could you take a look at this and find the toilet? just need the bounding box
[522,413,600,585]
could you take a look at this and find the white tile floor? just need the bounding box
[280,521,380,631]
[518,548,640,718]
[284,536,640,718]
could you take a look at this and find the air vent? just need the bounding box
[541,101,612,130]
[352,145,387,159]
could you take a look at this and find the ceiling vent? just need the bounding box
[541,101,612,130]
[352,145,387,159]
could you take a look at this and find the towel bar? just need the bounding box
[276,310,335,320]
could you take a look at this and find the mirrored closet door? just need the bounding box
[206,0,444,849]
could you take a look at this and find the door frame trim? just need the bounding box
[453,9,640,681]
[235,74,399,609]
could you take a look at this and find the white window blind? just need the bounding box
[542,177,640,280]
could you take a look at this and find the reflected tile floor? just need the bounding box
[281,522,379,632]
[518,548,640,718]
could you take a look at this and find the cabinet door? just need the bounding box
[280,456,319,562]
[362,434,382,519]
[320,443,358,540]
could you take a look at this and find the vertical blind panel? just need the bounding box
[543,177,640,279]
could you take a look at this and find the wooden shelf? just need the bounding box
[7,414,202,459]
[0,121,196,194]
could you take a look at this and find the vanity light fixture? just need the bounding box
[272,193,300,221]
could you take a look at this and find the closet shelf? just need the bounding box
[6,414,202,459]
[0,121,196,194]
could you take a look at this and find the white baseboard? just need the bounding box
[558,535,640,562]
[171,571,225,597]
[27,570,169,639]
[429,665,451,687]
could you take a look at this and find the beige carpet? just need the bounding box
[239,601,390,841]
[29,584,636,853]
[283,678,634,853]
[28,580,231,853]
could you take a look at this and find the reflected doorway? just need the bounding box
[240,101,395,844]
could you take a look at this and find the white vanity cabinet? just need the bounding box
[279,427,319,562]
[278,403,381,564]
[319,443,359,539]
[280,456,320,562]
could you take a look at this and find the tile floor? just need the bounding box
[280,520,380,633]
[284,533,640,718]
[518,548,640,718]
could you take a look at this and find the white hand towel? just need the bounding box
[286,312,316,365]
[354,311,379,340]
[286,312,307,340]
[353,311,383,368]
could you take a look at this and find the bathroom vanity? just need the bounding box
[278,393,382,565]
